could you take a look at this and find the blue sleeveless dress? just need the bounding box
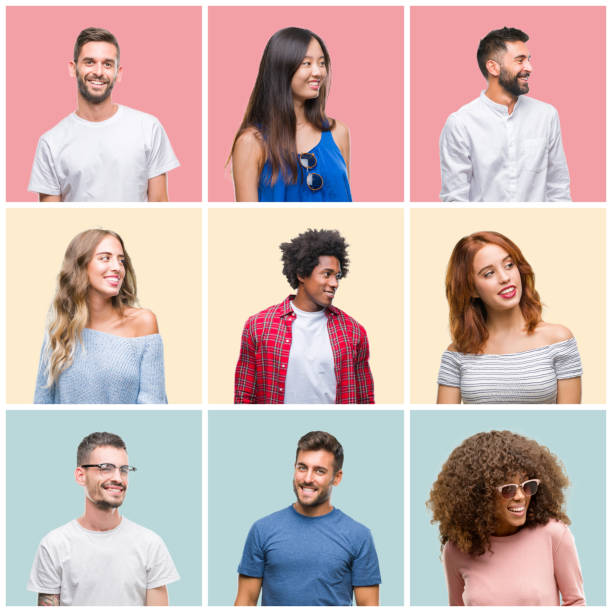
[258,129,352,202]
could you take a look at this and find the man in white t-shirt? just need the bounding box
[27,432,180,605]
[28,27,179,202]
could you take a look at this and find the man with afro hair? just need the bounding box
[234,228,374,404]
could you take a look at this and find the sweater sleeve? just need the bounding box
[137,335,168,404]
[553,526,586,606]
[34,337,54,404]
[442,542,465,606]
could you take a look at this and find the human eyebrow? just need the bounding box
[96,251,125,258]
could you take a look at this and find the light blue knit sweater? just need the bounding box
[34,328,168,404]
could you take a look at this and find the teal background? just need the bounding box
[6,410,202,606]
[208,410,404,606]
[410,410,605,606]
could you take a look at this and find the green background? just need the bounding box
[410,410,605,605]
[208,410,404,606]
[6,410,202,606]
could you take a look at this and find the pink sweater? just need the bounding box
[443,520,585,606]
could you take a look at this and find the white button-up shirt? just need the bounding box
[439,91,571,202]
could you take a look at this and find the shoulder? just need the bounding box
[120,517,165,542]
[445,96,482,125]
[330,118,349,137]
[445,343,459,352]
[521,96,558,115]
[251,506,294,530]
[124,307,160,336]
[234,126,265,154]
[245,300,286,326]
[38,520,79,548]
[534,321,574,345]
[331,306,367,335]
[333,509,371,536]
[38,113,79,145]
[119,105,163,126]
[532,519,572,546]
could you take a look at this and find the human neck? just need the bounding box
[75,95,118,122]
[485,306,526,336]
[293,98,307,125]
[485,81,519,115]
[86,292,121,328]
[78,498,122,531]
[293,500,333,517]
[293,290,324,313]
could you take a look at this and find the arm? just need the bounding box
[136,312,167,404]
[34,338,54,404]
[439,115,472,202]
[147,173,169,202]
[355,327,374,404]
[437,385,462,404]
[234,321,257,403]
[232,128,265,202]
[234,575,262,606]
[146,585,169,606]
[545,109,571,202]
[331,119,351,180]
[442,544,465,606]
[354,585,379,606]
[556,377,581,404]
[553,527,585,605]
[39,194,62,202]
[37,594,60,606]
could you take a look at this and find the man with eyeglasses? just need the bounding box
[27,432,179,606]
[439,27,571,202]
[235,431,381,606]
[234,228,374,404]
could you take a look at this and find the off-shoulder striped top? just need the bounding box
[437,337,582,404]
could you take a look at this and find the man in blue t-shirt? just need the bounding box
[234,431,381,606]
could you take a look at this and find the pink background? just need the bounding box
[410,6,605,202]
[7,6,202,202]
[209,6,404,202]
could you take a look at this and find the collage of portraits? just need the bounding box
[1,2,608,609]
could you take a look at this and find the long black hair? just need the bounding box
[231,27,335,185]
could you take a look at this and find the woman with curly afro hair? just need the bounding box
[437,231,582,404]
[427,430,585,606]
[234,228,374,404]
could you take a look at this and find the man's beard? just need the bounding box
[499,66,529,97]
[292,479,331,508]
[76,68,116,104]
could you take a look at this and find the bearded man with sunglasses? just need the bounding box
[439,27,571,202]
[27,432,179,606]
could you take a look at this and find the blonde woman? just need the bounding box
[34,229,167,404]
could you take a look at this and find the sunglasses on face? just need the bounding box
[496,478,540,499]
[298,152,324,191]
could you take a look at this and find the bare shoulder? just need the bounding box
[446,343,458,352]
[331,118,350,139]
[124,307,159,336]
[535,321,574,344]
[234,127,265,156]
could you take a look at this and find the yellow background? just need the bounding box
[410,208,605,404]
[208,208,404,404]
[6,208,202,404]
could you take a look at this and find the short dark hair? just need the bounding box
[77,432,126,466]
[295,431,344,473]
[477,27,529,78]
[74,27,120,64]
[280,229,349,290]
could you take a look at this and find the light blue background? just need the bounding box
[208,410,404,606]
[410,410,605,605]
[6,410,202,606]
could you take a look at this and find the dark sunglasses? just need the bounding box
[496,479,540,499]
[298,152,324,191]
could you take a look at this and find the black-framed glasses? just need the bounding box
[298,152,324,191]
[81,463,137,475]
[496,479,540,499]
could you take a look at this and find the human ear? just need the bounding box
[332,470,343,486]
[75,467,86,487]
[68,61,77,78]
[486,58,500,78]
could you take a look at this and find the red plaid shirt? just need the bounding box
[235,296,374,404]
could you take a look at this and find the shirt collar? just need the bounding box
[479,90,523,118]
[280,295,339,317]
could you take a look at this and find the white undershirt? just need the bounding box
[283,303,336,404]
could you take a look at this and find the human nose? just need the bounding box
[524,59,533,73]
[328,275,339,288]
[513,485,526,500]
[498,267,510,283]
[311,62,322,77]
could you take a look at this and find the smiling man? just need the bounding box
[439,27,571,202]
[28,27,179,202]
[234,228,374,404]
[27,432,179,606]
[235,431,381,606]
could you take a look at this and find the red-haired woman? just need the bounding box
[437,231,582,404]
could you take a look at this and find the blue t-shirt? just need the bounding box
[238,505,381,606]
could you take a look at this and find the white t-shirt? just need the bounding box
[284,303,336,404]
[28,105,180,202]
[27,517,180,605]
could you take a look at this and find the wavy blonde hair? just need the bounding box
[45,229,137,385]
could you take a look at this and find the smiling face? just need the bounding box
[86,235,126,300]
[295,255,341,312]
[71,41,122,104]
[77,445,129,510]
[290,37,327,103]
[496,40,532,96]
[293,449,342,516]
[493,474,532,536]
[472,243,522,313]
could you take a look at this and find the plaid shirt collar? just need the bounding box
[279,294,340,318]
